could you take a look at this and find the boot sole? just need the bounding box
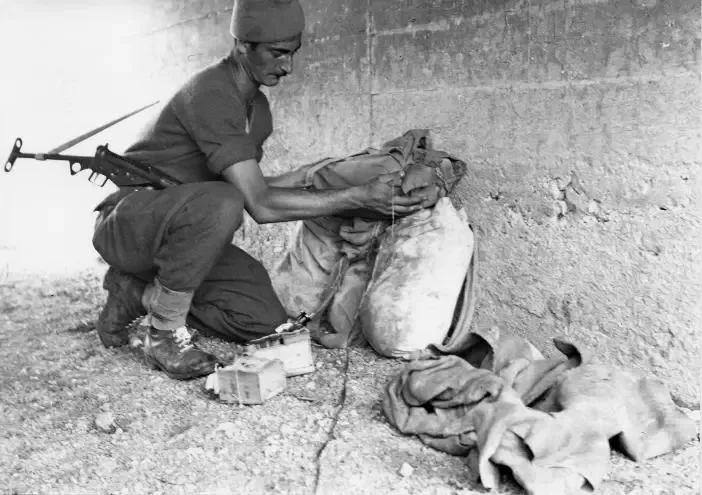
[144,355,215,380]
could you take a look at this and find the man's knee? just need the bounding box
[178,182,245,240]
[186,244,288,341]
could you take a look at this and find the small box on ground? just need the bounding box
[244,328,315,377]
[216,355,286,405]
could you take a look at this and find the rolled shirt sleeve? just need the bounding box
[175,84,259,175]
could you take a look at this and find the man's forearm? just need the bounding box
[249,186,363,224]
[263,166,310,188]
[221,158,422,224]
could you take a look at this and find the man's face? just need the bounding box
[244,35,302,87]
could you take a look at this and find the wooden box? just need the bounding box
[244,328,315,377]
[216,355,286,405]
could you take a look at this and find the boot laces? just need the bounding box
[173,326,194,353]
[125,315,147,331]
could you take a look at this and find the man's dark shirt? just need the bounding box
[125,54,273,183]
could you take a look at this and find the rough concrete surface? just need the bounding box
[294,0,699,406]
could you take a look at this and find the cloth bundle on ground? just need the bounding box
[271,130,477,354]
[382,327,697,494]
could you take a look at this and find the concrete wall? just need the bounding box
[3,0,698,404]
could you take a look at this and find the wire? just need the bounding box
[390,177,397,240]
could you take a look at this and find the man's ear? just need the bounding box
[233,38,248,55]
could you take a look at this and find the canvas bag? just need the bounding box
[271,130,471,348]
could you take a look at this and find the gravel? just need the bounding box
[1,269,699,494]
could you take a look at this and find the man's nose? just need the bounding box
[280,55,293,75]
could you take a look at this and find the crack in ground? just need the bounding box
[313,346,351,494]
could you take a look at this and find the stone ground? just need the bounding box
[0,267,699,495]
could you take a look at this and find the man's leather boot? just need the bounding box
[96,267,147,347]
[143,326,218,380]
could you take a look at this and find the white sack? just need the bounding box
[359,198,474,358]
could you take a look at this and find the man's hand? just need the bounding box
[408,182,445,209]
[359,171,425,216]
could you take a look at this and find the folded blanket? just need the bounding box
[383,332,697,494]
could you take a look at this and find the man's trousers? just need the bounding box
[92,182,288,342]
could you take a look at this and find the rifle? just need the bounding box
[5,138,181,189]
[3,102,182,189]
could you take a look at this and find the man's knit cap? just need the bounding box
[230,0,305,42]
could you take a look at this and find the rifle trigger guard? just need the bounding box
[88,170,109,187]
